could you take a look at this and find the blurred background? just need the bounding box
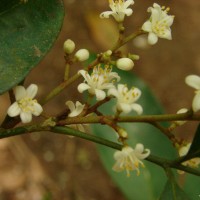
[0,0,200,199]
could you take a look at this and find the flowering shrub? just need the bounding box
[0,0,200,199]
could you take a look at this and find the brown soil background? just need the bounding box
[0,0,200,199]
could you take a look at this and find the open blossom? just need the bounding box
[7,84,43,123]
[113,144,150,177]
[100,0,134,22]
[185,75,200,112]
[142,3,174,45]
[66,101,85,132]
[78,65,120,101]
[108,84,143,114]
[178,143,200,174]
[66,101,85,117]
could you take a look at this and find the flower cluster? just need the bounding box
[8,0,198,182]
[78,65,143,115]
[113,144,150,176]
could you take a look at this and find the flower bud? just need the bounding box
[116,58,134,71]
[63,39,75,54]
[105,50,112,56]
[128,54,140,61]
[117,128,128,139]
[75,49,89,62]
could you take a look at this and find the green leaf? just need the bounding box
[91,69,177,200]
[159,179,191,200]
[0,0,64,94]
[188,123,200,157]
[183,173,200,200]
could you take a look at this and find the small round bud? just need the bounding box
[117,128,128,139]
[128,54,140,61]
[105,50,112,56]
[116,58,134,71]
[75,49,90,62]
[63,39,75,54]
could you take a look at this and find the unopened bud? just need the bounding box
[75,49,89,62]
[105,50,112,56]
[118,128,128,139]
[116,58,134,71]
[63,39,75,54]
[128,54,140,60]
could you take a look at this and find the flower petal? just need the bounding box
[66,101,75,113]
[131,103,143,115]
[32,103,43,116]
[124,0,134,8]
[135,143,150,159]
[68,101,84,117]
[148,32,158,45]
[185,75,200,90]
[77,83,91,93]
[107,87,118,97]
[99,11,113,18]
[124,8,133,16]
[142,21,152,32]
[78,70,89,80]
[160,29,172,40]
[20,112,32,123]
[15,86,26,100]
[135,143,144,153]
[192,92,200,112]
[132,88,142,101]
[7,102,21,117]
[166,15,174,27]
[117,103,132,113]
[26,84,38,99]
[94,89,106,101]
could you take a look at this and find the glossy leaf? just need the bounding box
[0,0,64,94]
[91,69,177,200]
[159,180,191,200]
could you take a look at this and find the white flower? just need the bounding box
[66,101,85,132]
[108,84,143,114]
[178,143,200,174]
[63,39,75,54]
[142,3,174,45]
[66,101,85,117]
[7,84,43,123]
[78,65,120,101]
[185,74,200,112]
[75,49,89,62]
[116,58,134,71]
[100,0,134,22]
[113,144,150,177]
